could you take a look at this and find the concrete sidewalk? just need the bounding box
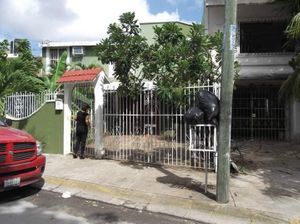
[40,154,300,224]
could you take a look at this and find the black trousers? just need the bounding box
[74,129,88,156]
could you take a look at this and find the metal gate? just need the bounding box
[71,83,95,157]
[232,85,285,141]
[103,83,220,169]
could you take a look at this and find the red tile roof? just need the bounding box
[58,68,102,83]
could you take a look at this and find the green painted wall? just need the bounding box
[140,22,192,45]
[11,102,64,154]
[71,46,109,74]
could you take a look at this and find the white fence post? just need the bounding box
[94,71,106,158]
[63,84,74,155]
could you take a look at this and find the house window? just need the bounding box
[72,46,84,56]
[239,22,293,53]
[50,48,67,67]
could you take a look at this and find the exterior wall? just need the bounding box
[42,45,108,75]
[11,102,64,154]
[71,46,109,74]
[71,46,98,65]
[237,4,289,22]
[206,3,289,35]
[205,5,225,34]
[140,22,192,45]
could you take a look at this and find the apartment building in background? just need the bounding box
[205,0,299,141]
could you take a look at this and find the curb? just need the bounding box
[39,175,288,224]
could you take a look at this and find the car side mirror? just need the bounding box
[5,118,12,126]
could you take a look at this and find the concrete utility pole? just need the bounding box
[216,0,237,203]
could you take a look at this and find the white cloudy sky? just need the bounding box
[0,0,203,53]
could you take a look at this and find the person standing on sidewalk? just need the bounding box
[73,103,90,159]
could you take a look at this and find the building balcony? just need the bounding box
[236,52,294,80]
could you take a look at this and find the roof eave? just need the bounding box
[206,0,275,6]
[41,40,99,48]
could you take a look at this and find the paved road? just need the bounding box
[0,187,204,224]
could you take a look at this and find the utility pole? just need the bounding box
[216,0,237,203]
[202,0,206,25]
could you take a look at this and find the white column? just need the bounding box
[63,83,74,155]
[66,47,71,65]
[94,71,106,158]
[45,48,51,74]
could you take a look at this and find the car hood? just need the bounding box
[0,126,35,143]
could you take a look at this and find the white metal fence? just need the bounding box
[103,81,220,170]
[4,83,219,170]
[189,124,217,169]
[5,91,57,120]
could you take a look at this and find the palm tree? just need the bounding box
[278,0,300,101]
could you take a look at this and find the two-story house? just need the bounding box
[40,40,110,76]
[205,0,300,141]
[40,21,192,81]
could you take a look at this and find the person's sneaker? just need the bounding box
[80,156,84,159]
[73,154,78,159]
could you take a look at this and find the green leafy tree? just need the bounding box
[142,23,223,104]
[16,39,43,75]
[0,40,44,92]
[97,12,148,98]
[0,40,9,59]
[43,51,68,91]
[97,12,230,104]
[0,39,44,115]
[142,23,188,103]
[277,0,300,100]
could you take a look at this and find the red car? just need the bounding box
[0,118,46,191]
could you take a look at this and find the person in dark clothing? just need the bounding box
[73,104,90,159]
